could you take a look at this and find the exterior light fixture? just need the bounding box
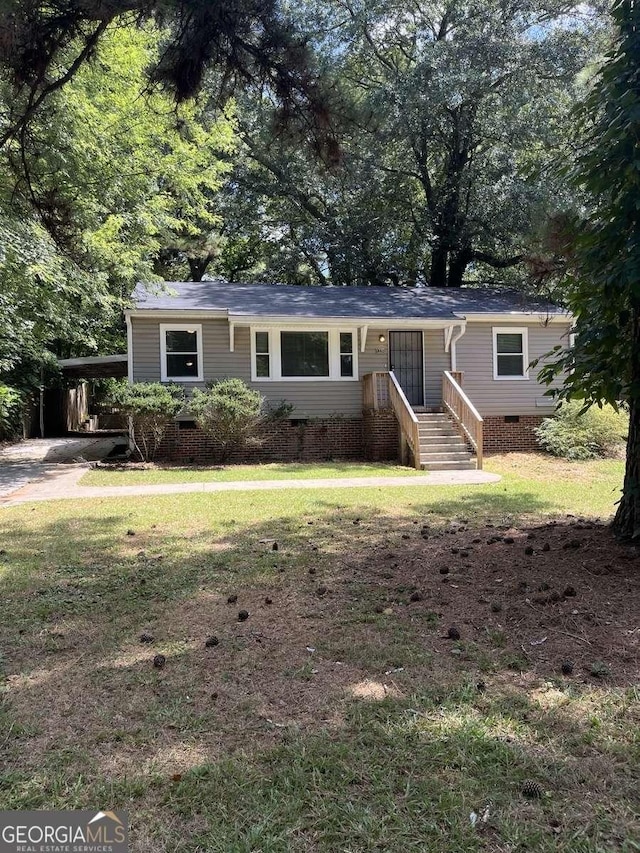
[379,334,386,343]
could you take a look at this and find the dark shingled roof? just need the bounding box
[131,281,565,320]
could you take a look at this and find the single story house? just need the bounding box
[126,281,572,469]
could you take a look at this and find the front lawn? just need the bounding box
[80,460,424,486]
[1,456,637,852]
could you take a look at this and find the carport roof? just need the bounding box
[58,355,128,379]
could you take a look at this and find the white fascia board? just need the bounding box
[231,314,462,329]
[457,312,572,323]
[125,309,229,319]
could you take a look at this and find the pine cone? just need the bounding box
[521,779,543,799]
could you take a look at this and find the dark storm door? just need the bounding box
[389,331,424,406]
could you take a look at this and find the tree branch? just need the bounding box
[471,250,525,268]
[0,20,110,149]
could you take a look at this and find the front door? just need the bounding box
[389,331,424,406]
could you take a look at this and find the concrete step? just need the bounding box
[421,460,477,471]
[419,433,465,442]
[419,442,469,453]
[420,447,471,460]
[417,425,458,433]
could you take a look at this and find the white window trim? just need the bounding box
[492,326,529,381]
[160,323,204,382]
[250,326,359,382]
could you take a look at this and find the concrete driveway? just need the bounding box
[0,437,127,499]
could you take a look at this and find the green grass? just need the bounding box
[78,454,624,520]
[0,454,635,852]
[80,460,424,486]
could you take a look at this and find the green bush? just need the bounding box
[535,400,628,460]
[0,384,23,440]
[190,378,264,461]
[107,380,184,461]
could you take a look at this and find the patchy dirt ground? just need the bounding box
[343,516,640,685]
[4,516,638,778]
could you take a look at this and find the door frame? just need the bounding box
[388,329,425,407]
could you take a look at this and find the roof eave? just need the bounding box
[126,307,463,325]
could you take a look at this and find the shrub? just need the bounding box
[535,400,628,460]
[0,384,23,440]
[107,380,184,461]
[190,378,264,461]
[263,399,295,422]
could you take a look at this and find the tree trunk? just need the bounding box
[448,248,472,288]
[188,255,212,282]
[429,243,448,286]
[613,299,640,539]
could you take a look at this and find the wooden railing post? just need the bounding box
[442,370,484,470]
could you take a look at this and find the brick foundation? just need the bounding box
[157,417,366,463]
[363,409,399,461]
[482,415,545,453]
[151,411,544,463]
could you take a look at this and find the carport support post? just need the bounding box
[39,366,45,439]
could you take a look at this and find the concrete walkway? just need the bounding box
[1,465,500,505]
[0,437,126,500]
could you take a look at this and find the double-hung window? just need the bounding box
[492,327,528,380]
[160,324,203,382]
[251,328,357,381]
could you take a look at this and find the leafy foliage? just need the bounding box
[535,401,628,460]
[0,0,331,154]
[538,0,640,537]
[107,380,184,461]
[0,25,234,384]
[190,378,264,460]
[209,0,607,287]
[0,384,24,440]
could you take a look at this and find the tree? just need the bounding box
[538,0,640,539]
[0,0,331,153]
[0,24,234,381]
[210,0,606,288]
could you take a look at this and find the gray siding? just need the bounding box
[424,329,450,407]
[455,321,570,416]
[130,315,569,418]
[131,318,389,417]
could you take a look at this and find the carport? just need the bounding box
[43,354,129,436]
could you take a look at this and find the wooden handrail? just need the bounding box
[388,371,422,469]
[442,370,484,469]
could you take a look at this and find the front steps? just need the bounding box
[415,412,476,471]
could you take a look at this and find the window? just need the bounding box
[255,331,270,378]
[281,331,329,377]
[492,327,528,380]
[160,324,203,381]
[340,332,354,377]
[250,328,358,381]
